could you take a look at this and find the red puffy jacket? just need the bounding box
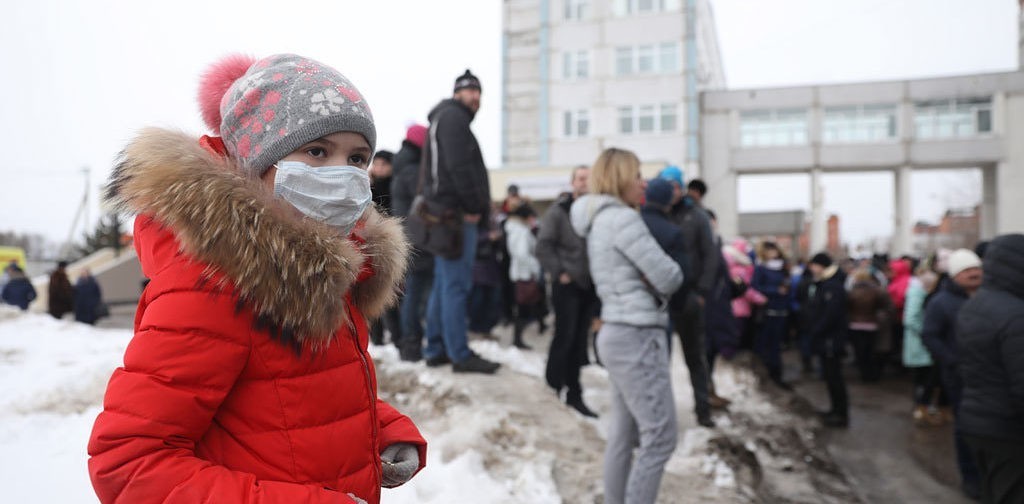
[88,129,425,503]
[888,259,912,321]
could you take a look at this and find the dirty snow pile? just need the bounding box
[0,307,856,503]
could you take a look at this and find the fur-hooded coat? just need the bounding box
[87,128,425,504]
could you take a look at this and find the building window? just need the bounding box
[637,45,655,74]
[615,42,681,77]
[638,105,656,132]
[577,110,589,136]
[822,104,897,143]
[576,50,589,78]
[618,106,634,134]
[562,50,589,80]
[660,103,677,132]
[618,104,679,135]
[615,46,634,76]
[564,109,589,137]
[739,108,809,147]
[615,0,680,15]
[658,42,679,74]
[564,0,588,20]
[914,97,993,139]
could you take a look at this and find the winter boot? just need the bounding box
[566,390,598,418]
[820,411,849,428]
[513,319,532,350]
[452,351,501,374]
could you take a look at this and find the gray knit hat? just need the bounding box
[198,54,376,177]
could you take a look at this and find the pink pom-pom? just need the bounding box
[197,54,258,133]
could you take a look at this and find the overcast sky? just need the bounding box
[0,0,1017,248]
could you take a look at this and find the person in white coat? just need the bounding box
[505,203,542,349]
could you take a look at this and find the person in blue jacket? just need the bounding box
[74,269,104,325]
[1,264,36,310]
[752,241,792,388]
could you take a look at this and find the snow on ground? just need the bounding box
[0,306,857,503]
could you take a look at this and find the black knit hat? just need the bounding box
[810,252,833,268]
[454,69,482,93]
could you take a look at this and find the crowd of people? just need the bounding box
[353,66,1023,502]
[0,260,105,324]
[0,48,1000,503]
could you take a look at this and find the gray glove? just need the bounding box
[346,494,367,504]
[380,443,420,487]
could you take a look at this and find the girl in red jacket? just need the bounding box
[87,53,426,504]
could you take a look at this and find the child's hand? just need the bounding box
[380,443,419,487]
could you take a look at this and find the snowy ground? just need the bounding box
[0,306,859,503]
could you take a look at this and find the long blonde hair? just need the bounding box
[589,147,641,204]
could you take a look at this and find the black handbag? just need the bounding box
[407,195,463,260]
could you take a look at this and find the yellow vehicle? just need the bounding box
[0,246,27,270]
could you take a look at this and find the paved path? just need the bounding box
[784,350,972,504]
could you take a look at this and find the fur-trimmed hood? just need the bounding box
[106,127,409,346]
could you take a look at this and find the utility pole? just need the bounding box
[62,166,90,259]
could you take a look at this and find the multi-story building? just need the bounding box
[502,0,726,174]
[912,206,981,255]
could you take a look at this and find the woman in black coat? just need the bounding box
[957,234,1024,503]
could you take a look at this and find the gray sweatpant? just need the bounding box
[597,322,678,504]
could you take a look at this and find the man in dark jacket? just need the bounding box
[369,150,401,346]
[421,70,499,374]
[48,260,74,319]
[536,165,598,417]
[370,150,394,215]
[1,264,36,310]
[391,125,433,362]
[659,166,718,427]
[957,234,1024,503]
[641,177,715,427]
[806,253,850,428]
[923,248,983,499]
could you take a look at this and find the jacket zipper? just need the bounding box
[349,311,381,489]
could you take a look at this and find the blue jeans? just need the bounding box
[424,222,478,363]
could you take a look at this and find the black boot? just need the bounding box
[566,389,598,418]
[513,319,532,350]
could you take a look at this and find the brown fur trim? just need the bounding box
[351,206,410,319]
[106,128,408,346]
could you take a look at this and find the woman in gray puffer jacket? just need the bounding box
[571,148,683,504]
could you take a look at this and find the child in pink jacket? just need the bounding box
[724,238,767,343]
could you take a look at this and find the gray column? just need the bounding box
[809,168,827,253]
[892,165,912,256]
[981,164,998,239]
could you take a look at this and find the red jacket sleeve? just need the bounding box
[87,290,355,504]
[376,399,427,485]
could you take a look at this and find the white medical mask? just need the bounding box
[273,161,372,236]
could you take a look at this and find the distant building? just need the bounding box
[912,205,981,255]
[502,0,726,171]
[737,210,842,261]
[760,214,841,262]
